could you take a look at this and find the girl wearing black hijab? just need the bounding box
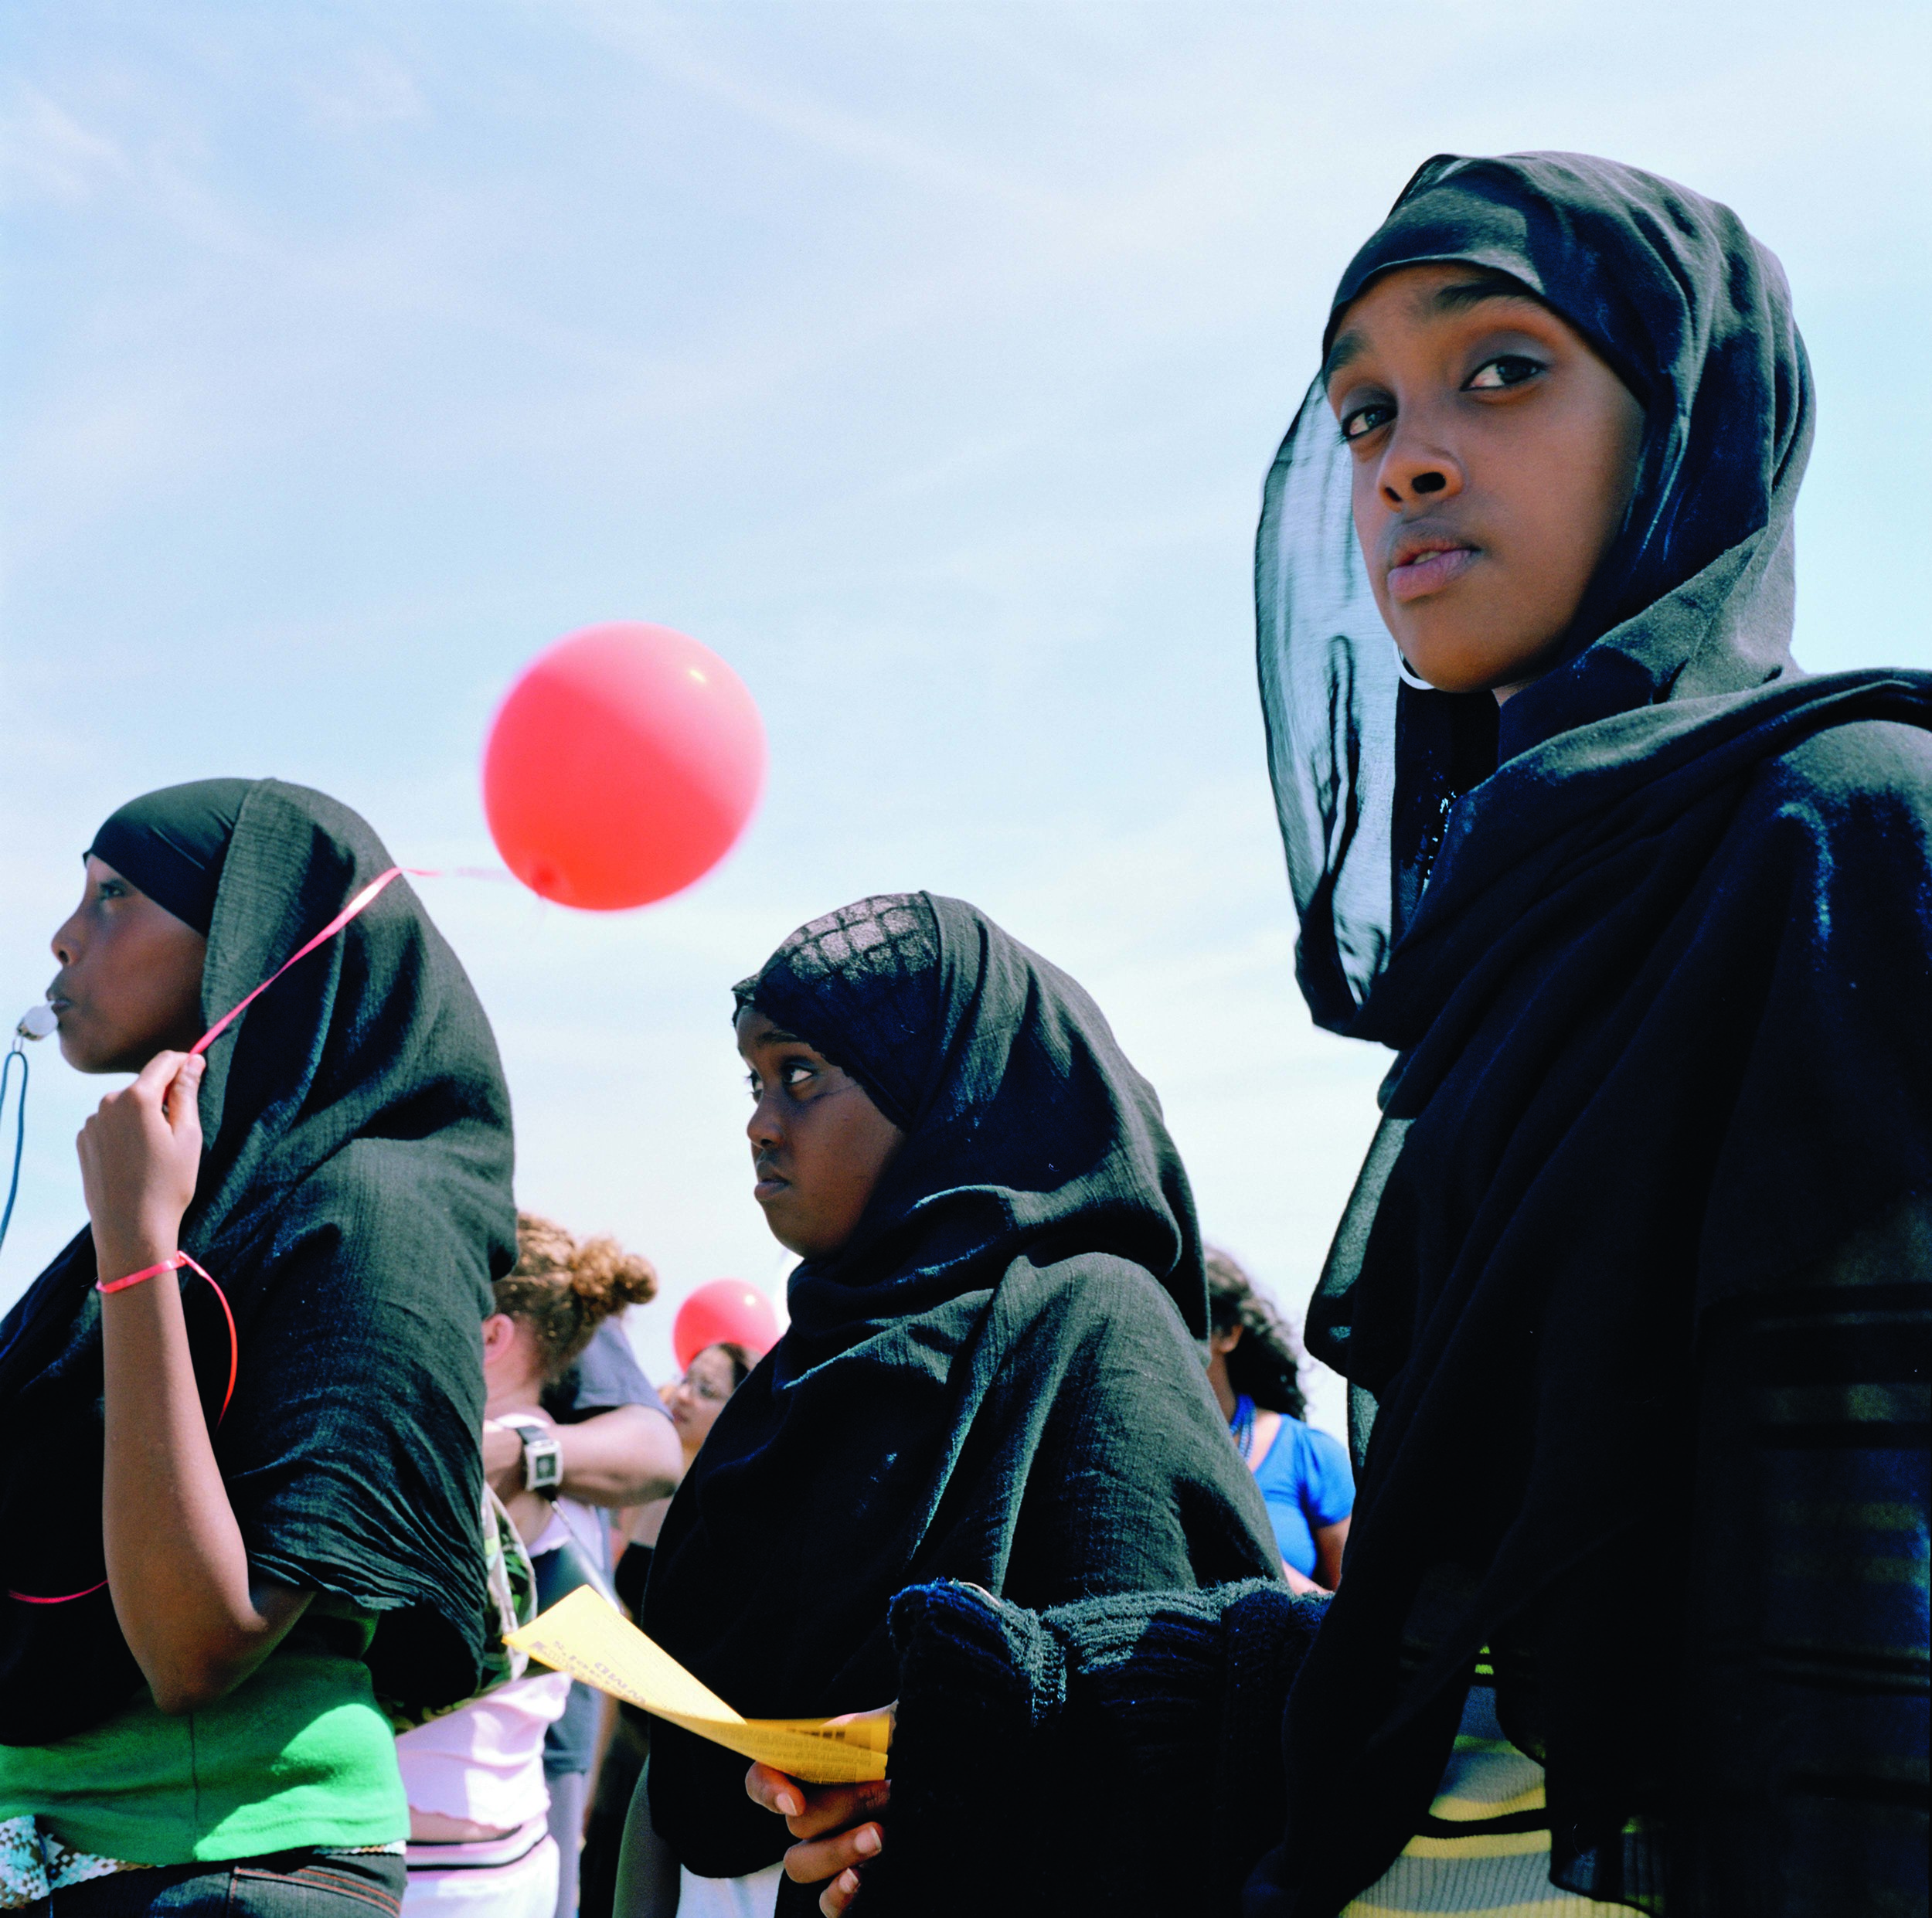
[638,893,1282,1915]
[0,779,516,1916]
[1248,150,1930,1918]
[773,156,1930,1918]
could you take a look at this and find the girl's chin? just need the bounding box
[1390,629,1549,697]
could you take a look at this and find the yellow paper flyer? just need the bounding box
[505,1586,890,1784]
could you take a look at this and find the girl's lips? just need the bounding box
[753,1176,787,1202]
[1387,544,1476,603]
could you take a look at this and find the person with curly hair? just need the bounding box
[396,1213,659,1918]
[489,1217,680,1918]
[1206,1250,1352,1594]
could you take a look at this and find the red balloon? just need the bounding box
[484,623,766,911]
[674,1280,782,1372]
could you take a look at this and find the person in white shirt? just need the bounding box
[397,1215,658,1918]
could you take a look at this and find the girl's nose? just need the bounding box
[1377,417,1464,509]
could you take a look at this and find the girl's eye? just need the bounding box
[1465,354,1543,392]
[1338,400,1393,444]
[783,1063,815,1090]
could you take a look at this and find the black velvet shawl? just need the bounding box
[0,780,517,1744]
[1251,155,1931,1913]
[645,894,1280,1899]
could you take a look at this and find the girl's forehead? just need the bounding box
[737,1008,818,1056]
[1326,264,1551,373]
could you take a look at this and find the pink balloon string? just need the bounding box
[7,862,501,1610]
[192,864,413,1055]
[190,863,511,1056]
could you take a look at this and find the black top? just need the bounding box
[1252,154,1931,1913]
[645,894,1279,1893]
[0,779,517,1744]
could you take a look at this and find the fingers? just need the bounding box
[820,1867,865,1915]
[131,1049,189,1099]
[746,1763,807,1820]
[76,1051,206,1261]
[790,1780,889,1842]
[784,1820,882,1888]
[745,1762,889,1900]
[744,1769,889,1841]
[163,1054,206,1133]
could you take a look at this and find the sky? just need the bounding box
[3,1,1927,1437]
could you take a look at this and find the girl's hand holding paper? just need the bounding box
[505,1587,890,1784]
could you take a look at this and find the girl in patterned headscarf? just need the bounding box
[641,893,1281,1916]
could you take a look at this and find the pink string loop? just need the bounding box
[8,1254,236,1607]
[8,1577,107,1605]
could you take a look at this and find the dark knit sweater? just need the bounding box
[858,1579,1328,1916]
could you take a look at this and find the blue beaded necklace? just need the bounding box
[1228,1392,1257,1461]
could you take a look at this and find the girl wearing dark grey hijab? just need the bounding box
[769,156,1930,1918]
[0,779,515,1916]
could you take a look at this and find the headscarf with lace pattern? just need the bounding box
[647,893,1280,1899]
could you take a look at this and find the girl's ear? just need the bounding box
[481,1311,515,1361]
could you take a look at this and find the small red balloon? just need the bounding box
[484,623,766,911]
[674,1280,782,1372]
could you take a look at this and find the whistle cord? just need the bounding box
[0,1044,27,1261]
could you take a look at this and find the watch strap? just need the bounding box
[496,1414,565,1495]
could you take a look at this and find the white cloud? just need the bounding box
[0,83,125,206]
[304,47,428,132]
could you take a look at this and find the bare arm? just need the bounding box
[1313,1517,1350,1593]
[483,1402,682,1508]
[83,1051,311,1714]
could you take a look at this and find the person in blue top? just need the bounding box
[1206,1249,1352,1592]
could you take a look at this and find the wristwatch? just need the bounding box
[495,1414,564,1496]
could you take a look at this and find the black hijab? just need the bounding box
[1250,155,1932,1912]
[646,894,1279,1892]
[0,779,517,1745]
[89,778,251,936]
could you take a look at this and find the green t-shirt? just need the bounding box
[0,1598,406,1866]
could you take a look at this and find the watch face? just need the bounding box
[528,1441,564,1492]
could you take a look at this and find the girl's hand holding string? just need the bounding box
[83,1049,311,1713]
[746,1705,896,1915]
[79,1049,205,1277]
